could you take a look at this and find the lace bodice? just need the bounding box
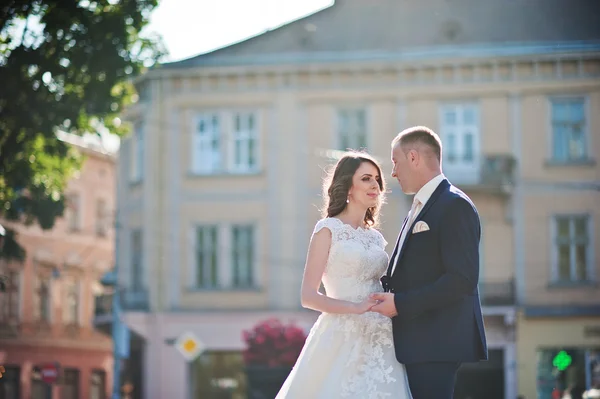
[276,218,412,399]
[313,218,389,303]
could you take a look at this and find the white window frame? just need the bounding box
[95,197,110,237]
[0,270,20,322]
[62,278,80,326]
[191,112,221,174]
[231,224,256,288]
[193,225,219,289]
[548,95,590,163]
[35,275,52,323]
[130,122,144,183]
[550,214,594,283]
[336,108,368,151]
[229,111,260,173]
[438,102,481,184]
[66,192,83,232]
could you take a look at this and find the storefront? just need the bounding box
[536,348,600,398]
[124,308,518,399]
[123,310,318,399]
[517,309,600,399]
[0,343,112,399]
[452,309,518,399]
[191,351,246,398]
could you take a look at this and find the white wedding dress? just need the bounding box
[276,217,412,399]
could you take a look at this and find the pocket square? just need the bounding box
[412,221,430,233]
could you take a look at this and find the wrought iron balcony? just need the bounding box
[479,279,516,306]
[93,286,150,322]
[445,154,516,195]
[120,287,150,311]
[94,291,114,321]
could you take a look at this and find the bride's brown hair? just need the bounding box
[321,151,386,228]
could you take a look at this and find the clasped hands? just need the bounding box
[355,293,398,318]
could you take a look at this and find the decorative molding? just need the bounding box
[180,189,267,203]
[148,55,600,96]
[157,42,600,69]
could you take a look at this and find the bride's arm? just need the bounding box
[300,228,374,315]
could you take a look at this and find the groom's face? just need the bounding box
[391,145,414,194]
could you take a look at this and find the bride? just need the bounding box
[276,151,412,398]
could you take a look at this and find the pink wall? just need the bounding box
[0,144,117,399]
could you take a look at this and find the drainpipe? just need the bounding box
[111,290,122,399]
[112,216,122,399]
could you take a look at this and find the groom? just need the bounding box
[370,126,487,399]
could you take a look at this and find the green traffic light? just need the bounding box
[552,350,572,371]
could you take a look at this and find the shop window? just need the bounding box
[0,365,20,399]
[192,351,246,398]
[536,348,600,399]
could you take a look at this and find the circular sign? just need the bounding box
[40,363,59,384]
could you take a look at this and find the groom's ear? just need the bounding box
[407,149,418,163]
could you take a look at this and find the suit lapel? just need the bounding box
[386,215,408,277]
[392,179,450,275]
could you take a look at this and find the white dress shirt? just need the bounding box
[390,173,446,275]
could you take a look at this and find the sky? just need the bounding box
[6,0,334,149]
[102,0,332,148]
[144,0,333,62]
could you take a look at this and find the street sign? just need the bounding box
[40,363,59,384]
[175,331,205,362]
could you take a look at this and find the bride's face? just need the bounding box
[348,161,381,209]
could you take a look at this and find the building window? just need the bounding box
[62,279,80,326]
[536,348,600,398]
[31,368,47,399]
[0,270,20,322]
[192,351,245,398]
[90,370,106,399]
[95,199,109,237]
[191,114,221,174]
[131,230,143,291]
[337,108,367,150]
[131,123,144,182]
[439,103,479,165]
[0,365,20,399]
[232,225,255,288]
[190,111,261,175]
[195,225,218,289]
[553,215,592,283]
[33,276,51,323]
[66,193,82,232]
[230,112,259,173]
[61,368,80,399]
[550,97,587,162]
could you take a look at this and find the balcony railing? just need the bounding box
[94,292,114,319]
[479,279,516,306]
[93,287,150,321]
[121,287,150,311]
[446,154,516,194]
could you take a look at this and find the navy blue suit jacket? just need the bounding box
[384,179,488,364]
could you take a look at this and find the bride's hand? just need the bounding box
[352,298,378,314]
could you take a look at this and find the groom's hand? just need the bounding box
[369,293,398,318]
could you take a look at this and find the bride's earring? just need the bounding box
[346,196,350,204]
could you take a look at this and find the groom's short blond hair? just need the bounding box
[392,126,442,162]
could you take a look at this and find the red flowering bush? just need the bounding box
[242,318,307,367]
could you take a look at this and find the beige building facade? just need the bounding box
[115,1,600,398]
[516,93,600,397]
[0,133,116,399]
